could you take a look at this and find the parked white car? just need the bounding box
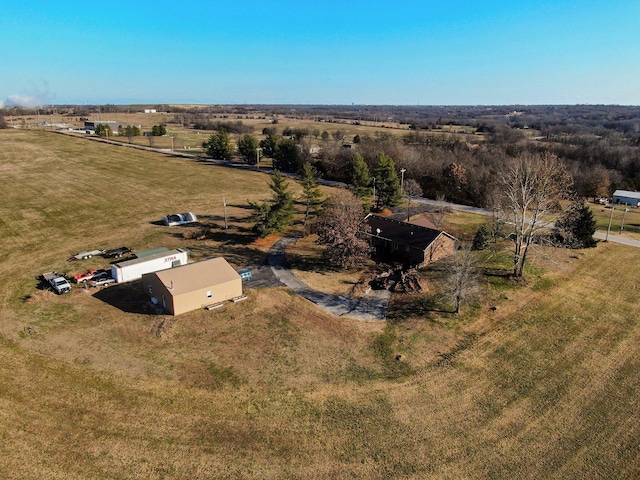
[162,212,197,226]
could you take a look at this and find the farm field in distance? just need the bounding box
[0,129,639,479]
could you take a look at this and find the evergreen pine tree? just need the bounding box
[249,170,295,237]
[349,153,372,201]
[297,162,323,226]
[203,130,234,160]
[472,224,491,250]
[553,202,597,248]
[373,153,402,209]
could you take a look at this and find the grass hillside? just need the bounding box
[0,129,639,479]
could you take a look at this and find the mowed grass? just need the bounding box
[1,129,639,479]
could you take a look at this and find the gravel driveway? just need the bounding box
[268,236,390,321]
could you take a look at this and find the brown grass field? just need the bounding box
[19,109,485,153]
[0,129,639,479]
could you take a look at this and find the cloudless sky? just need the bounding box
[1,1,639,106]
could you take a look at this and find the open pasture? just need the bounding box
[0,129,638,479]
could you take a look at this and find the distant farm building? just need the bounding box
[308,144,322,155]
[142,257,243,316]
[84,120,121,133]
[612,190,640,207]
[364,214,456,267]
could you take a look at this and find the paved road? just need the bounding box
[593,231,640,247]
[412,197,493,216]
[413,196,640,249]
[268,237,390,321]
[71,132,639,250]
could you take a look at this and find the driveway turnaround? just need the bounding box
[269,237,390,321]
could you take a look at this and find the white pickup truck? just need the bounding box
[41,272,72,294]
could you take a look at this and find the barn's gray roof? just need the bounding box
[613,190,640,200]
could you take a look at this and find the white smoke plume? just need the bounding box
[3,84,54,108]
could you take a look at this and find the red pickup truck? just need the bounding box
[72,269,109,284]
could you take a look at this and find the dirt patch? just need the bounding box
[152,317,173,337]
[251,233,281,250]
[24,290,56,304]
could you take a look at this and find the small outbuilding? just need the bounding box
[612,190,640,207]
[84,120,121,133]
[364,214,456,267]
[142,257,242,316]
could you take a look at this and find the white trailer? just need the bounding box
[111,248,188,283]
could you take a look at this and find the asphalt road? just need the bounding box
[412,197,640,249]
[593,231,640,247]
[75,134,639,250]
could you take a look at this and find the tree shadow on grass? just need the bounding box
[482,267,513,278]
[386,293,452,322]
[197,214,253,226]
[187,242,268,269]
[284,250,329,274]
[227,203,256,211]
[166,224,255,243]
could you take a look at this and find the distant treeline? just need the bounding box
[3,103,639,202]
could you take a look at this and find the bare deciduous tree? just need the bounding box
[445,245,480,314]
[428,194,451,229]
[403,178,423,221]
[500,152,572,277]
[316,190,371,269]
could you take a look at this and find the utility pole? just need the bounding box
[400,168,407,220]
[621,208,629,232]
[372,177,376,210]
[605,206,615,242]
[223,196,229,232]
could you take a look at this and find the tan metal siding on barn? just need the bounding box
[142,257,242,316]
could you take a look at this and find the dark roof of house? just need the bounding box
[408,214,438,230]
[364,214,455,251]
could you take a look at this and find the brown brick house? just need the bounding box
[364,214,456,267]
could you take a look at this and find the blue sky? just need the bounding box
[1,1,639,106]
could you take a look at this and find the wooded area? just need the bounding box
[2,104,639,207]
